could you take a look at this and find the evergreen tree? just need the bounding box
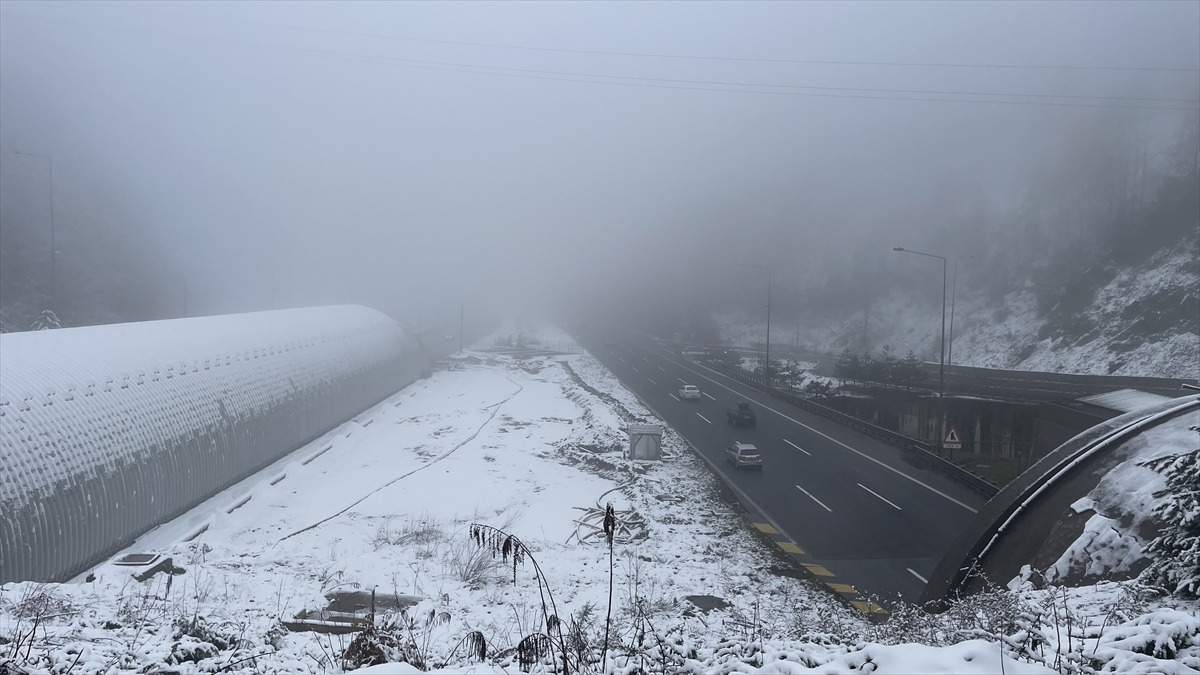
[29,309,60,331]
[1140,436,1200,597]
[834,348,862,383]
[901,350,925,388]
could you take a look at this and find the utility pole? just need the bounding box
[739,262,771,382]
[13,151,55,312]
[183,277,188,318]
[947,256,975,366]
[460,304,464,353]
[893,247,948,454]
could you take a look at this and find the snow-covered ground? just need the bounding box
[2,323,1196,674]
[1045,410,1200,586]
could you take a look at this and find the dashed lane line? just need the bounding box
[658,366,667,372]
[796,485,832,512]
[907,568,929,584]
[634,343,978,513]
[696,412,712,424]
[669,393,681,401]
[632,366,640,372]
[783,438,811,456]
[676,377,687,384]
[858,483,902,510]
[703,392,717,401]
[647,378,657,385]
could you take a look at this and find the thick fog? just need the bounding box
[1,1,1197,333]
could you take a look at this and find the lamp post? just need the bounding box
[12,151,55,312]
[893,247,947,452]
[739,262,771,382]
[948,256,975,366]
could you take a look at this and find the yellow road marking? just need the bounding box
[801,563,835,577]
[776,541,804,554]
[851,600,889,614]
[826,582,856,593]
[753,523,779,534]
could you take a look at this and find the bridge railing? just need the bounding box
[699,358,1000,499]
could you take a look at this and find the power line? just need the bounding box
[11,10,1200,111]
[181,14,1200,74]
[359,54,1200,105]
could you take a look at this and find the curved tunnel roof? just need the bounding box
[1,305,425,583]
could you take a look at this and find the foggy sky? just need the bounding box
[1,1,1197,329]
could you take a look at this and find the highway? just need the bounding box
[584,333,987,604]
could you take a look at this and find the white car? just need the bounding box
[725,442,763,470]
[678,384,701,400]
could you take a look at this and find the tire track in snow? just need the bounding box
[275,378,524,544]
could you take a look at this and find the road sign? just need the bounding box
[943,426,962,450]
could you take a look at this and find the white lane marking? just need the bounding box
[647,378,657,385]
[676,377,687,384]
[669,393,681,401]
[703,392,717,401]
[858,483,902,510]
[795,485,832,512]
[783,438,811,456]
[696,413,712,424]
[632,366,640,372]
[907,568,929,584]
[620,357,626,362]
[634,344,977,513]
[658,366,667,372]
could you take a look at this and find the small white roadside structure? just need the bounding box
[627,424,663,461]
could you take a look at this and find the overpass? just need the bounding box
[703,344,1196,401]
[682,343,1195,470]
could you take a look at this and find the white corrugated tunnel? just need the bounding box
[0,306,426,584]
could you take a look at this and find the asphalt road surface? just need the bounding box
[585,333,987,603]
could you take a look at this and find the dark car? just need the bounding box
[727,402,756,428]
[725,442,763,470]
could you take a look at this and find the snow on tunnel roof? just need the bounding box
[0,305,410,510]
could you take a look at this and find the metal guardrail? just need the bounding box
[920,394,1200,606]
[699,359,1001,499]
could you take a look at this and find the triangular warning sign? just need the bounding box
[943,426,962,448]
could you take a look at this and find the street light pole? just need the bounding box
[739,262,771,382]
[893,247,947,451]
[13,151,55,312]
[948,256,975,366]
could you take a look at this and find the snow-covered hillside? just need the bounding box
[718,237,1199,379]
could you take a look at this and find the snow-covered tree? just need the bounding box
[29,309,60,330]
[1140,431,1200,596]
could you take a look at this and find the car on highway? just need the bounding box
[727,402,756,427]
[725,442,763,470]
[678,384,701,400]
